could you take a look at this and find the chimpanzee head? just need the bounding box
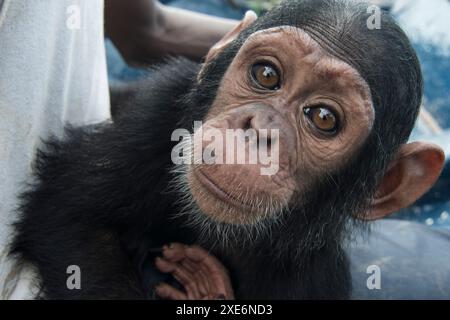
[174,0,444,248]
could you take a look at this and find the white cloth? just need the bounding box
[0,0,110,299]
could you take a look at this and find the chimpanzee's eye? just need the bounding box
[304,106,340,135]
[250,62,281,90]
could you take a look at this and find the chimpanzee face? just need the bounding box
[187,27,375,225]
[172,4,444,237]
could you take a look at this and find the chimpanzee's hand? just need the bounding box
[154,243,235,300]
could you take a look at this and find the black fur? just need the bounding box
[11,0,422,299]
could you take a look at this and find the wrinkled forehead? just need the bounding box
[236,26,373,103]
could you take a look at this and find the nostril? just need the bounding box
[260,131,279,151]
[266,134,272,149]
[243,117,253,131]
[267,133,278,149]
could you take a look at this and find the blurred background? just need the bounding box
[106,0,450,229]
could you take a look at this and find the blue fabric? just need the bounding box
[414,46,450,130]
[105,39,148,85]
[387,0,450,229]
[349,219,450,299]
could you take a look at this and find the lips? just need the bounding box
[193,168,253,210]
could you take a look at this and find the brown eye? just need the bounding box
[304,106,340,135]
[250,62,280,90]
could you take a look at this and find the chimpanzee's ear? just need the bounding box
[204,10,257,65]
[364,142,445,220]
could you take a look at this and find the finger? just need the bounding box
[182,259,210,296]
[190,256,235,299]
[186,245,228,275]
[181,258,195,273]
[155,257,195,287]
[162,243,189,262]
[193,257,216,288]
[202,294,227,301]
[155,283,187,300]
[159,245,235,299]
[155,257,201,299]
[155,256,177,274]
[181,258,213,296]
[162,243,220,294]
[184,247,234,298]
[172,273,200,300]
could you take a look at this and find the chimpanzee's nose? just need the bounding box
[231,104,282,148]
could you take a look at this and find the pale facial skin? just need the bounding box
[188,27,375,225]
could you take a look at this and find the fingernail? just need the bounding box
[216,294,226,300]
[245,10,258,19]
[168,243,175,249]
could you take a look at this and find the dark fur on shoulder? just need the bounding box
[11,58,203,299]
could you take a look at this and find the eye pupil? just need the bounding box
[251,63,280,90]
[317,108,333,124]
[304,106,339,134]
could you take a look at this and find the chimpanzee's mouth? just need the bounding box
[193,168,254,210]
